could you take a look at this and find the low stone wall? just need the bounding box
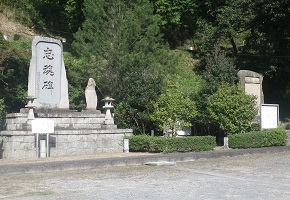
[0,129,132,159]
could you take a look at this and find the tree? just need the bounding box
[151,0,198,48]
[235,0,290,118]
[207,83,257,134]
[149,87,197,136]
[0,34,29,113]
[200,46,237,95]
[72,0,175,133]
[194,0,255,55]
[0,97,6,130]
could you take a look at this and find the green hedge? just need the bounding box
[127,135,151,152]
[228,128,287,149]
[127,135,216,153]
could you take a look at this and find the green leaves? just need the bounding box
[207,83,257,134]
[153,0,198,47]
[0,35,29,113]
[201,46,237,95]
[149,87,197,135]
[229,128,287,148]
[72,0,176,133]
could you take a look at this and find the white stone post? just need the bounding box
[40,140,46,158]
[224,137,229,149]
[124,139,129,153]
[223,132,229,149]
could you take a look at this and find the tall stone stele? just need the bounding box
[27,36,69,109]
[237,70,264,114]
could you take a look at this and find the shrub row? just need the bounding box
[127,135,216,153]
[228,128,287,149]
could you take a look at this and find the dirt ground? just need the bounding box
[1,151,290,200]
[0,11,35,40]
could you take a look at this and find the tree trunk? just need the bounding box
[230,37,238,55]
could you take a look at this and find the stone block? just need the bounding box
[238,70,264,115]
[23,136,35,143]
[6,124,17,131]
[72,124,101,129]
[245,77,260,84]
[71,118,85,124]
[60,118,71,123]
[6,118,27,124]
[66,147,77,155]
[52,118,63,124]
[55,124,71,129]
[83,118,104,124]
[20,142,34,150]
[55,135,68,143]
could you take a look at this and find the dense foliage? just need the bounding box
[0,34,29,113]
[149,87,197,135]
[128,135,216,153]
[72,0,176,134]
[207,83,257,134]
[1,0,290,137]
[228,128,287,148]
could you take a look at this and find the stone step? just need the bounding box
[5,118,28,124]
[36,112,105,118]
[53,118,105,124]
[6,124,29,131]
[5,123,106,131]
[5,117,105,125]
[55,123,102,130]
[1,128,132,136]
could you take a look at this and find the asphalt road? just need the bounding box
[1,151,290,200]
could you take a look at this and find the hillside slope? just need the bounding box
[0,12,35,40]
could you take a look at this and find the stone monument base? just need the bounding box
[0,109,132,159]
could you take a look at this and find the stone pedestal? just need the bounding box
[0,109,132,159]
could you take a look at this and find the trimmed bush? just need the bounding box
[228,128,287,149]
[207,83,257,134]
[127,135,151,152]
[128,135,216,153]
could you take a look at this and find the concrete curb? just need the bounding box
[0,146,289,174]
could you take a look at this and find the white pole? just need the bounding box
[124,139,129,153]
[224,137,229,149]
[40,140,46,158]
[36,133,39,157]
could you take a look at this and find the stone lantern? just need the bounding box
[25,96,37,120]
[102,97,114,125]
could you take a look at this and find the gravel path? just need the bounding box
[1,152,290,200]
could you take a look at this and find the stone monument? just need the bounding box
[237,70,264,113]
[0,36,133,159]
[85,78,98,110]
[27,36,69,109]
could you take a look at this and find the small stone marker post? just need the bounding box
[32,119,54,158]
[223,132,229,149]
[123,139,129,153]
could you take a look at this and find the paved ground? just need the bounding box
[1,146,289,174]
[1,150,290,199]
